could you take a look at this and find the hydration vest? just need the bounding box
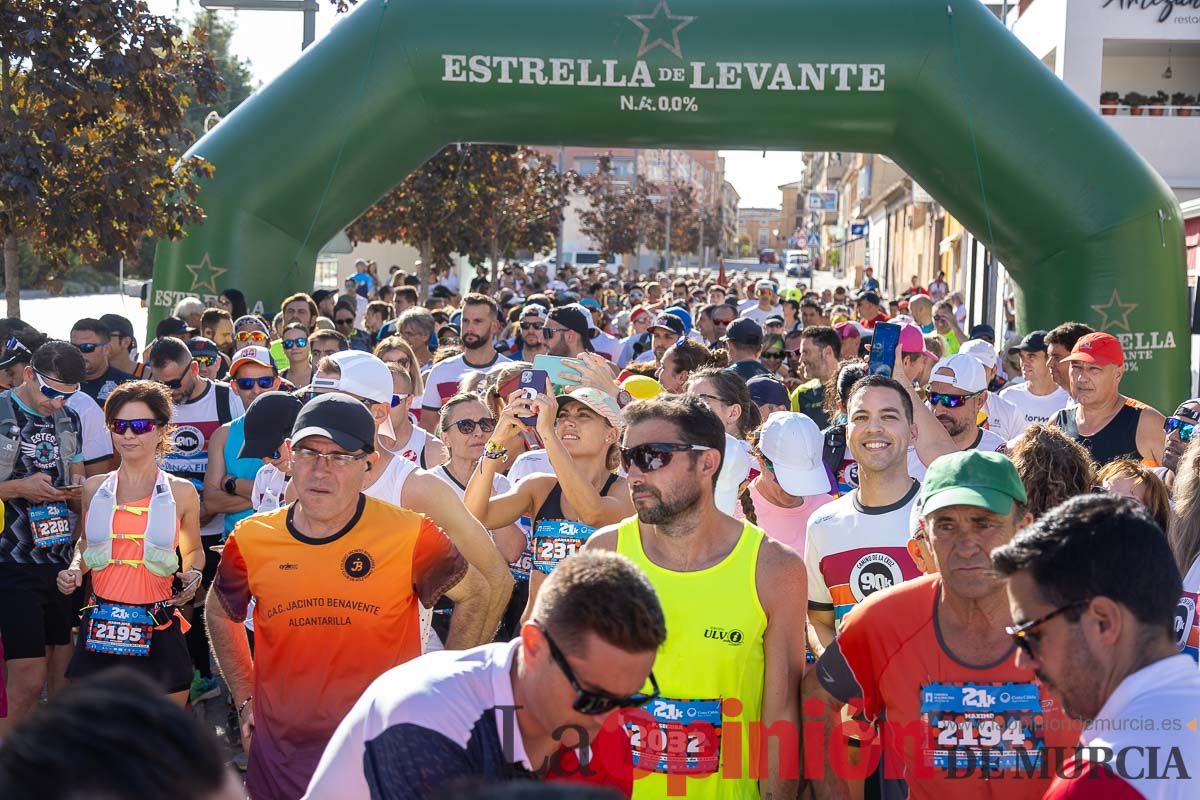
[0,390,81,481]
[83,469,178,577]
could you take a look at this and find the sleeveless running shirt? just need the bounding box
[392,425,429,468]
[223,415,265,535]
[1052,401,1142,466]
[616,516,767,800]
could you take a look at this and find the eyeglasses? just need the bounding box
[282,337,309,350]
[761,351,784,361]
[1005,600,1090,658]
[391,393,409,408]
[235,330,268,344]
[542,326,568,340]
[235,376,275,391]
[619,442,714,473]
[712,318,734,327]
[928,390,983,409]
[34,369,79,401]
[75,342,103,354]
[537,624,659,715]
[519,323,542,332]
[691,392,729,407]
[292,446,368,468]
[191,354,216,367]
[109,418,161,436]
[445,417,496,435]
[334,317,355,327]
[1165,416,1196,442]
[155,361,193,391]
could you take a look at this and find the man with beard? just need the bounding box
[926,354,1006,455]
[1160,398,1200,487]
[994,494,1200,798]
[508,304,549,361]
[806,451,1082,799]
[586,395,807,799]
[418,294,510,431]
[542,305,595,359]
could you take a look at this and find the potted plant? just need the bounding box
[1149,90,1169,116]
[1100,91,1120,115]
[1172,91,1196,117]
[1124,91,1148,116]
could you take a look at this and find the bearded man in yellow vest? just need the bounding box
[586,395,809,799]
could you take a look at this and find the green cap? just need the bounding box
[919,450,1027,517]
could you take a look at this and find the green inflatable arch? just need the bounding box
[152,0,1188,411]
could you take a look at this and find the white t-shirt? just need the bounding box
[251,463,287,512]
[591,330,621,362]
[1176,555,1200,663]
[998,382,1069,430]
[507,448,553,483]
[907,428,1006,483]
[741,304,783,326]
[304,641,536,800]
[420,351,511,413]
[983,391,1025,442]
[804,481,923,631]
[67,391,114,465]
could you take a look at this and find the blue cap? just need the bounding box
[746,375,790,408]
[663,307,693,335]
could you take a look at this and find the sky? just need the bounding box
[148,0,804,209]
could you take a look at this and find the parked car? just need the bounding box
[784,250,812,278]
[759,248,777,264]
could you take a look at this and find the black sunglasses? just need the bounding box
[538,624,659,715]
[155,359,194,390]
[761,351,784,360]
[445,417,496,435]
[335,317,355,326]
[76,342,104,354]
[619,442,714,473]
[1005,600,1090,658]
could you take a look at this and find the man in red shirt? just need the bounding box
[804,451,1081,799]
[855,291,890,330]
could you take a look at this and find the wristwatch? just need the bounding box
[223,475,238,495]
[616,389,633,409]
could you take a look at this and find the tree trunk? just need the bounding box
[489,236,500,288]
[4,235,19,319]
[419,238,432,301]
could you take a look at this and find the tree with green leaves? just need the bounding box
[346,146,464,297]
[644,180,703,264]
[182,14,257,152]
[456,145,572,285]
[577,155,652,264]
[0,0,221,317]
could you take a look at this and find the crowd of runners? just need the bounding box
[0,259,1198,800]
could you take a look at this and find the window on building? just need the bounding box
[574,157,599,176]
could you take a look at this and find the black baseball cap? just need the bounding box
[240,392,304,458]
[291,393,376,454]
[746,375,790,407]
[648,313,684,337]
[156,316,194,340]
[723,317,763,346]
[1008,330,1049,354]
[430,285,454,299]
[311,289,335,306]
[186,337,219,359]
[548,306,595,351]
[969,323,996,344]
[100,313,135,340]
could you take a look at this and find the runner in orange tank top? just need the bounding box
[57,381,203,704]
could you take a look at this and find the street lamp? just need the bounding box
[199,0,320,50]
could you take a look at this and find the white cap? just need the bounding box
[312,351,395,437]
[929,353,987,393]
[755,279,777,291]
[229,346,274,374]
[959,338,998,370]
[758,412,830,496]
[713,434,752,516]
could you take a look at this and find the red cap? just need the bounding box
[1062,331,1124,367]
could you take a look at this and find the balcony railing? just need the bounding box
[1099,104,1200,118]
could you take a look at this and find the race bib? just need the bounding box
[532,519,595,574]
[510,516,534,581]
[626,697,722,775]
[920,682,1045,773]
[29,502,72,549]
[85,604,154,657]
